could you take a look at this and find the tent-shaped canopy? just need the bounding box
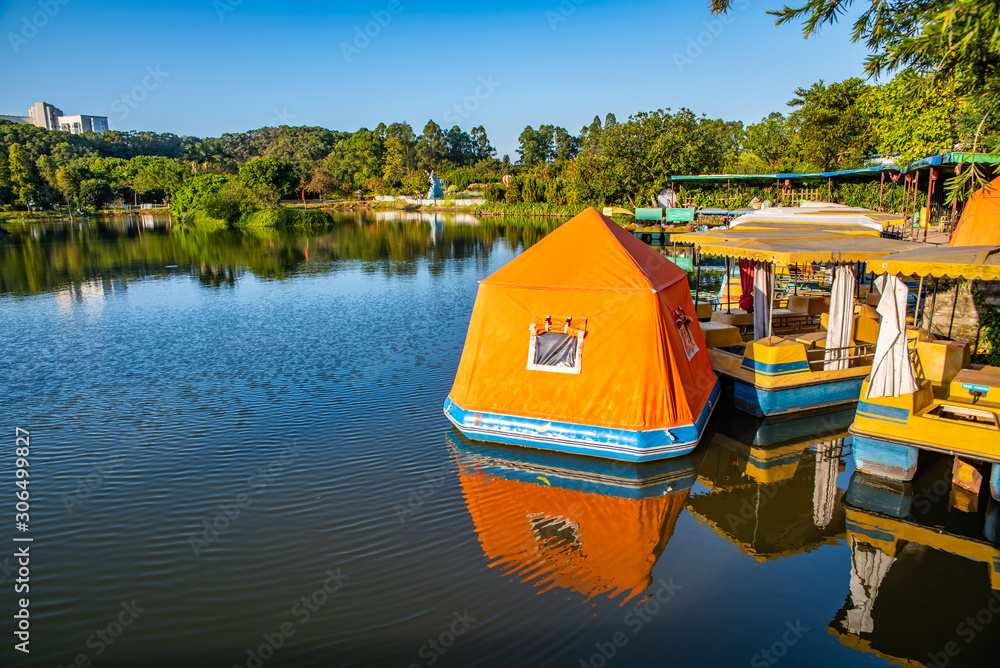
[871,245,1000,281]
[730,206,904,232]
[685,227,917,264]
[951,176,1000,247]
[447,207,718,460]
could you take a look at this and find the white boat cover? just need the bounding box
[824,264,858,370]
[753,261,773,339]
[866,274,919,399]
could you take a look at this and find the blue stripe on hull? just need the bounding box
[732,376,864,417]
[443,381,720,463]
[852,435,920,483]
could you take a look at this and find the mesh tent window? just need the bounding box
[527,316,586,374]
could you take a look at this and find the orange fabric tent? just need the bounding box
[951,176,1000,247]
[445,207,719,462]
[457,467,688,602]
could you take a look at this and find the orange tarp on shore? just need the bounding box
[952,176,1000,247]
[458,468,688,601]
[448,207,716,431]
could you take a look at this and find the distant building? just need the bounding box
[57,115,108,134]
[30,101,63,130]
[0,101,108,134]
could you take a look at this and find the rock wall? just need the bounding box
[920,278,1000,352]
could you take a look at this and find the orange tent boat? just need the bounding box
[444,207,720,462]
[951,176,1000,247]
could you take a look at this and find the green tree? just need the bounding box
[516,126,550,166]
[382,136,406,184]
[134,158,186,202]
[0,146,12,205]
[860,72,968,166]
[55,166,79,206]
[741,113,792,172]
[237,156,298,208]
[470,126,495,162]
[553,127,580,162]
[579,115,603,151]
[786,78,874,171]
[417,121,447,171]
[325,129,384,190]
[78,179,112,209]
[8,144,36,209]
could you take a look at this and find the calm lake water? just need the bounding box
[1,212,998,668]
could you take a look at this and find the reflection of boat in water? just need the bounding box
[448,433,697,602]
[829,466,1000,666]
[685,409,849,560]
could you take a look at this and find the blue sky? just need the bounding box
[0,0,872,158]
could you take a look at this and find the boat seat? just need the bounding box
[865,292,881,306]
[915,341,966,385]
[695,303,713,321]
[700,321,743,348]
[785,295,830,315]
[955,367,1000,389]
[951,368,1000,404]
[793,331,828,349]
[711,310,753,327]
[855,304,879,320]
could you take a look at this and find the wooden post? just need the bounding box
[949,163,962,240]
[923,168,934,242]
[828,177,832,201]
[726,256,732,314]
[879,171,885,211]
[916,276,925,327]
[948,281,960,339]
[928,277,939,337]
[694,250,702,310]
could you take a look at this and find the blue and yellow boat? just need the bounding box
[687,225,915,416]
[850,245,1000,502]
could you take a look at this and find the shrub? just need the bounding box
[78,179,112,209]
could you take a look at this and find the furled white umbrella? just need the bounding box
[753,261,773,340]
[824,264,858,370]
[866,274,919,399]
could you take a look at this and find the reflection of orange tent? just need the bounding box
[458,468,687,602]
[951,176,1000,246]
[445,207,719,462]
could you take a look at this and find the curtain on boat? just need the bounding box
[824,263,858,370]
[752,261,772,340]
[738,259,755,311]
[866,274,919,399]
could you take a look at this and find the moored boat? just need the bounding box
[444,207,720,462]
[849,245,1000,501]
[686,223,915,416]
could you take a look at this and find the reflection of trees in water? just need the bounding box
[0,215,565,296]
